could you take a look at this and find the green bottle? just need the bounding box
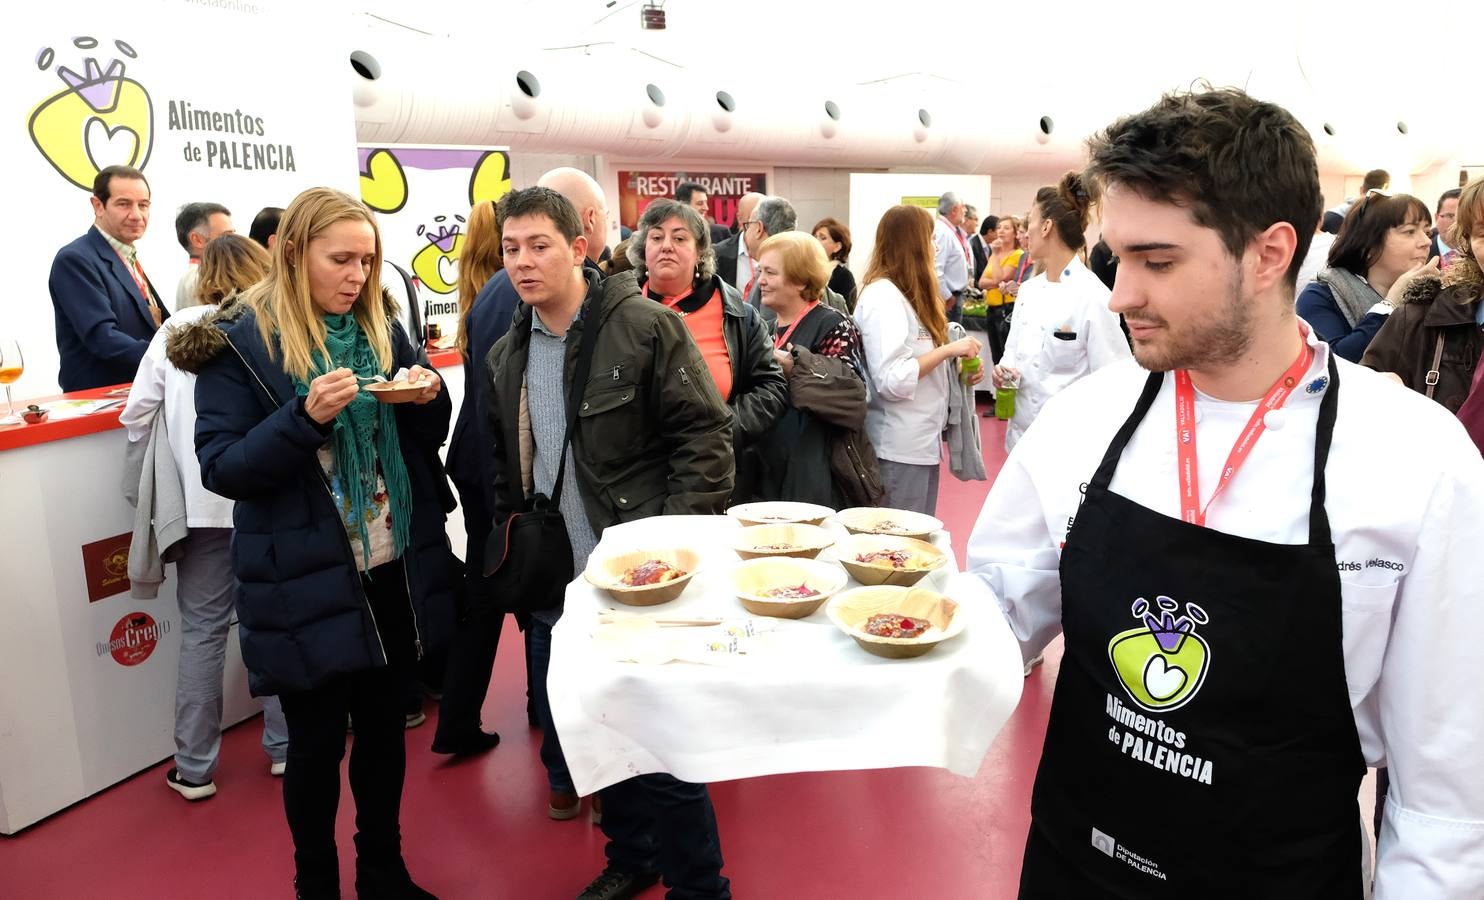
[995,374,1018,420]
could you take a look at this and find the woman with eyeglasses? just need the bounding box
[1296,191,1437,362]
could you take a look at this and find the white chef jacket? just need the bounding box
[119,304,234,528]
[856,278,950,466]
[1000,257,1130,452]
[951,327,1484,896]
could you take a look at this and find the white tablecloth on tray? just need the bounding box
[547,514,1024,796]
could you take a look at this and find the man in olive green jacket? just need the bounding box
[483,186,735,900]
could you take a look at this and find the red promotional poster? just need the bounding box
[616,170,767,230]
[80,532,132,602]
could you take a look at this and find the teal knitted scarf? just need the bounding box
[291,313,413,571]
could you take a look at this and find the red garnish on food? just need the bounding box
[764,582,820,600]
[855,549,911,568]
[863,614,931,639]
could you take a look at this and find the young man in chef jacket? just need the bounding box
[954,87,1484,898]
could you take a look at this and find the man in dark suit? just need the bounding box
[970,215,999,285]
[1429,188,1461,266]
[49,165,167,391]
[714,191,763,292]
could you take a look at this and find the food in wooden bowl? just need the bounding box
[834,534,947,587]
[365,378,427,403]
[826,586,964,658]
[726,501,835,528]
[836,507,944,542]
[584,548,701,606]
[732,557,848,619]
[732,523,835,560]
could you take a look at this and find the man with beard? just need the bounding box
[955,88,1484,897]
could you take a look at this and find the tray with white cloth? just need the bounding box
[547,514,1025,796]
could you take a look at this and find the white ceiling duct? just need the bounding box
[349,4,1471,179]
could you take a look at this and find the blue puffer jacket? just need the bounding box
[167,294,460,696]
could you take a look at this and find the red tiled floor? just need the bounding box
[0,402,1056,899]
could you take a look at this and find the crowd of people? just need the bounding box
[40,82,1484,898]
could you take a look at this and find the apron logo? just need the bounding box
[1108,596,1211,712]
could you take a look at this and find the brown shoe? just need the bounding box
[548,789,580,821]
[590,794,603,826]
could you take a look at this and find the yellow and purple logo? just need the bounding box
[29,36,154,191]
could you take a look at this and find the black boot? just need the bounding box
[354,858,436,900]
[294,873,340,900]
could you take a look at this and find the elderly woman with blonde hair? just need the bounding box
[753,231,882,506]
[171,187,457,900]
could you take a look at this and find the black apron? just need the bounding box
[1019,356,1366,898]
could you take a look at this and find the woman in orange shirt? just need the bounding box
[628,200,787,502]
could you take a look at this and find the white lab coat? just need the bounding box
[951,328,1484,896]
[1000,257,1130,451]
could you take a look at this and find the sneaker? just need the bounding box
[548,789,581,821]
[1024,653,1045,677]
[404,710,427,729]
[576,866,659,900]
[270,761,287,777]
[165,767,217,801]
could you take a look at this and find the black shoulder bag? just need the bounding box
[482,306,601,615]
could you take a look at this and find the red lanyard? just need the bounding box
[1173,339,1314,526]
[774,301,819,349]
[941,218,970,263]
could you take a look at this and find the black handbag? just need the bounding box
[483,304,601,615]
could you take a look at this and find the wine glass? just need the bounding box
[0,340,23,425]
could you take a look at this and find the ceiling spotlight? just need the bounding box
[641,1,666,29]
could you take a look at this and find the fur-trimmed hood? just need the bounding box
[1400,255,1484,308]
[165,290,253,374]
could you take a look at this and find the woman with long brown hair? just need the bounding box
[122,233,285,803]
[855,205,982,514]
[173,187,454,899]
[453,199,502,355]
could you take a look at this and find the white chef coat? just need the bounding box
[856,278,950,466]
[1000,257,1130,451]
[119,304,234,528]
[951,326,1484,896]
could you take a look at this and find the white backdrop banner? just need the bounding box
[8,0,358,399]
[357,145,515,350]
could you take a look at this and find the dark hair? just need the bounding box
[249,207,284,248]
[92,165,149,203]
[1085,87,1322,288]
[1034,172,1093,251]
[1326,193,1431,276]
[979,215,1000,237]
[174,202,232,253]
[812,217,852,263]
[1438,188,1462,213]
[1362,169,1390,192]
[675,181,707,204]
[499,186,584,243]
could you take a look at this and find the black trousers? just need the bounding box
[278,558,416,891]
[601,774,730,899]
[434,481,510,743]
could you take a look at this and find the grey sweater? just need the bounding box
[122,411,189,598]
